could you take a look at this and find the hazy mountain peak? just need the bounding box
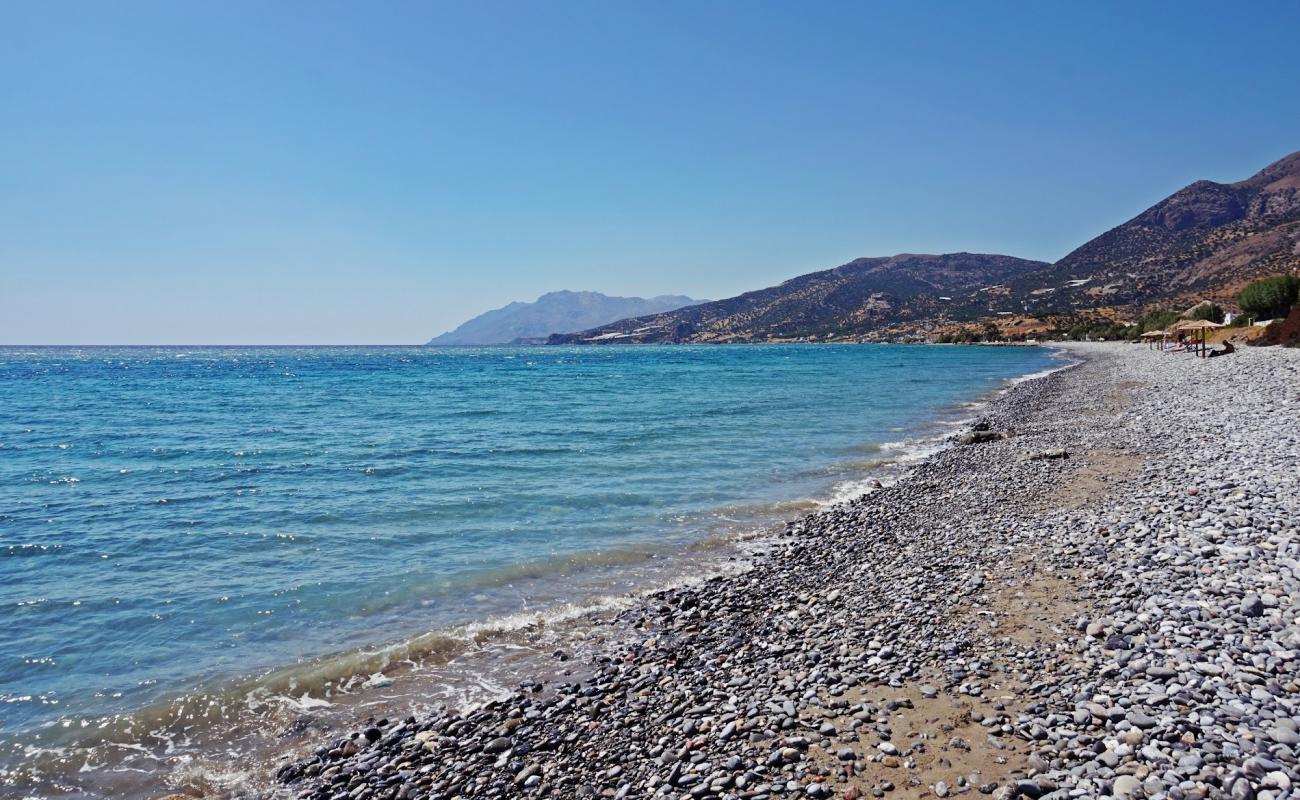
[428,291,703,345]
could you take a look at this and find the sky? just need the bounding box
[2,1,1299,344]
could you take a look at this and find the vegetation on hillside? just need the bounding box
[1138,310,1180,333]
[1237,276,1300,320]
[1184,301,1225,323]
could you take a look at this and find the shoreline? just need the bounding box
[220,350,1069,797]
[267,342,1299,800]
[2,346,1060,800]
[191,343,1080,798]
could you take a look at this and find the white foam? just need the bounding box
[880,431,952,464]
[438,674,516,715]
[361,673,393,689]
[275,693,335,712]
[821,478,886,507]
[454,594,638,641]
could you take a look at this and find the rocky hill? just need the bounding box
[1000,149,1300,316]
[428,291,702,345]
[547,254,1045,343]
[552,150,1300,344]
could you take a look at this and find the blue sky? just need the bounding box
[3,1,1298,344]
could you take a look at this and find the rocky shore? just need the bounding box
[272,344,1299,800]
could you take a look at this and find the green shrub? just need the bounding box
[1139,310,1180,333]
[1237,276,1300,319]
[1064,321,1133,341]
[1185,302,1225,323]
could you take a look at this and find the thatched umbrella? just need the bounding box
[1140,330,1168,350]
[1172,319,1225,358]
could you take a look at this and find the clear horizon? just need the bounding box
[4,1,1299,344]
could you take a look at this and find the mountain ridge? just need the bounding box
[547,253,1046,343]
[999,149,1300,316]
[549,149,1300,344]
[428,291,702,345]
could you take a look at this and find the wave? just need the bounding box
[3,559,746,798]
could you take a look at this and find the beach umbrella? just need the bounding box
[1171,319,1225,357]
[1140,330,1167,349]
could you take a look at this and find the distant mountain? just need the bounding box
[999,150,1300,315]
[547,253,1045,343]
[428,291,703,345]
[510,152,1300,346]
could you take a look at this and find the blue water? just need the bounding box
[0,344,1056,795]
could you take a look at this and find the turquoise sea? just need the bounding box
[0,344,1059,797]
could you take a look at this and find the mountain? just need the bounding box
[547,253,1046,344]
[550,150,1300,344]
[1000,150,1300,316]
[427,291,703,345]
[537,151,1300,346]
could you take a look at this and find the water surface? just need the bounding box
[0,343,1058,796]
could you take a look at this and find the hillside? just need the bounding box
[553,150,1300,344]
[547,254,1045,343]
[428,291,702,345]
[999,150,1300,316]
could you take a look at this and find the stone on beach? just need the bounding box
[275,343,1300,800]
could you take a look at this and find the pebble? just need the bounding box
[273,345,1300,800]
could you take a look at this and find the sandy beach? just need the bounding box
[271,342,1299,800]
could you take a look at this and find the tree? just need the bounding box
[1185,302,1225,323]
[1138,310,1180,333]
[1237,276,1300,319]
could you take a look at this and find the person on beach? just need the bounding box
[1209,340,1235,357]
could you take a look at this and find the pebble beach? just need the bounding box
[272,343,1300,800]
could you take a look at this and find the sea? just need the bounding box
[0,343,1061,798]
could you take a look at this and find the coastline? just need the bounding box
[138,343,1065,798]
[217,348,1067,798]
[267,342,1300,800]
[2,345,1060,800]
